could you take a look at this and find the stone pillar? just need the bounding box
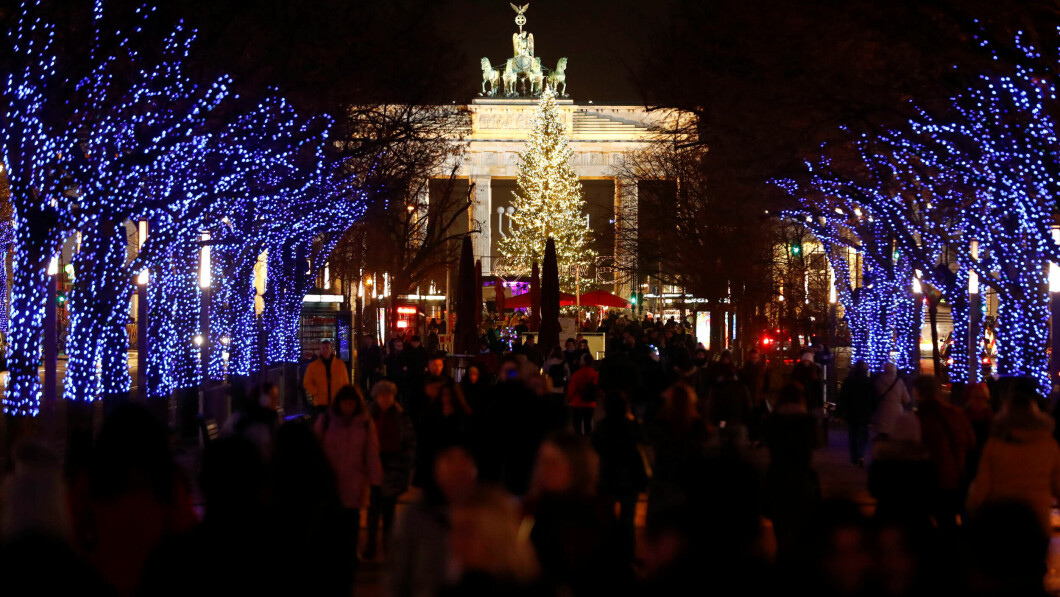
[614,179,638,301]
[471,175,491,275]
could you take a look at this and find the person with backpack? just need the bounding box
[314,385,383,565]
[567,353,599,436]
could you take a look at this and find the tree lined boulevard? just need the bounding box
[5,1,1060,596]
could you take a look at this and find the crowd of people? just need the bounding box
[1,314,1059,597]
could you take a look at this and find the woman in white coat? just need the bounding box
[872,362,912,440]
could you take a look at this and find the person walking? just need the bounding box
[385,338,410,402]
[543,346,571,429]
[365,381,416,561]
[791,352,823,411]
[567,353,599,436]
[914,375,975,530]
[543,347,569,397]
[314,385,383,565]
[357,335,384,394]
[591,391,648,563]
[220,382,280,460]
[707,366,754,451]
[389,445,480,597]
[303,340,350,415]
[563,338,580,373]
[967,388,1060,533]
[872,362,912,441]
[741,349,766,442]
[761,384,820,559]
[868,409,933,525]
[414,381,474,491]
[525,433,630,597]
[838,361,874,467]
[791,352,825,444]
[405,336,429,394]
[964,382,994,479]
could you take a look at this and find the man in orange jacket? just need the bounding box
[303,340,350,413]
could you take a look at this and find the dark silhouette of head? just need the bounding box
[89,403,174,504]
[966,501,1049,594]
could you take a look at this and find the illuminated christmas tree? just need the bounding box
[499,87,595,288]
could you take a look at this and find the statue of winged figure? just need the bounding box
[513,30,534,58]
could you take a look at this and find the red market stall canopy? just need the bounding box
[577,289,631,309]
[504,291,578,309]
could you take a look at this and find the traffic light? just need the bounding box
[56,291,67,305]
[630,293,637,306]
[790,243,802,256]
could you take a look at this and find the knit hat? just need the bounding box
[801,351,815,363]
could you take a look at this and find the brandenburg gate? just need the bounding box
[435,3,671,299]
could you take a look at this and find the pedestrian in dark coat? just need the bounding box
[414,381,474,490]
[964,382,994,479]
[707,369,754,451]
[365,380,416,560]
[358,335,384,393]
[762,384,820,561]
[643,383,710,523]
[791,352,823,410]
[385,339,410,401]
[914,375,976,530]
[741,349,766,441]
[591,392,647,563]
[526,433,631,597]
[838,361,874,466]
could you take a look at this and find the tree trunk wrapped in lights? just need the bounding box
[64,221,131,401]
[499,87,595,289]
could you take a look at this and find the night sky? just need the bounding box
[437,0,646,104]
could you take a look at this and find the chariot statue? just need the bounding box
[478,3,569,99]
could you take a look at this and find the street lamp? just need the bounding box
[199,231,212,379]
[43,253,59,432]
[1050,227,1060,384]
[827,265,838,404]
[137,221,149,285]
[137,220,149,401]
[199,231,212,289]
[969,240,981,383]
[912,271,923,374]
[220,335,231,383]
[194,231,212,440]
